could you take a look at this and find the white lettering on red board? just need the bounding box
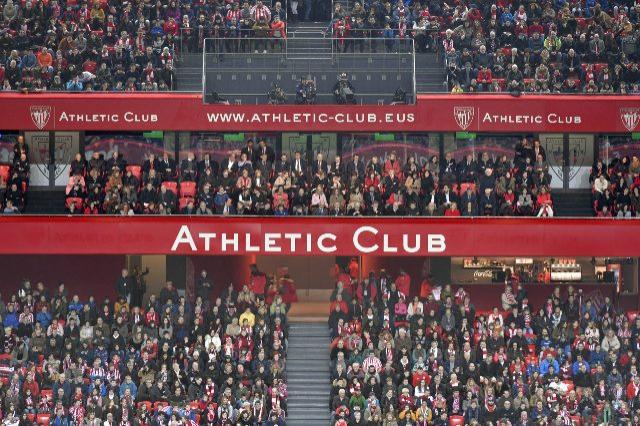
[171,225,446,254]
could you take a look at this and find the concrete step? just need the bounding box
[287,401,329,410]
[286,322,331,423]
[288,378,330,385]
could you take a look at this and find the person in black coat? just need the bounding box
[345,154,365,180]
[158,153,177,181]
[291,151,307,175]
[197,153,219,178]
[196,269,213,304]
[116,269,133,304]
[255,139,275,164]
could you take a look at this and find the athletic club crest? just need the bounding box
[30,105,52,130]
[454,106,474,130]
[620,108,640,132]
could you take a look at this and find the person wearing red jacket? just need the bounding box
[395,270,411,296]
[384,152,402,177]
[270,16,287,39]
[477,65,493,92]
[444,202,461,216]
[163,17,179,36]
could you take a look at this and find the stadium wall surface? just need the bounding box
[2,93,638,133]
[0,216,637,256]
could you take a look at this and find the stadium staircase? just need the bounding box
[177,53,204,92]
[287,23,332,60]
[286,322,331,426]
[551,189,594,217]
[415,52,447,93]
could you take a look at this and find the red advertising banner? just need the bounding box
[1,93,638,133]
[0,216,636,256]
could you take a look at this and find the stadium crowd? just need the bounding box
[439,0,640,93]
[0,265,291,425]
[0,0,289,91]
[327,269,639,425]
[590,155,640,217]
[63,137,554,217]
[324,0,640,93]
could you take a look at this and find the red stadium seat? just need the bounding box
[627,311,639,322]
[66,197,84,211]
[180,181,196,198]
[449,415,465,426]
[460,182,476,194]
[161,181,178,195]
[570,415,581,425]
[126,165,142,181]
[594,63,608,74]
[36,414,50,425]
[40,389,53,400]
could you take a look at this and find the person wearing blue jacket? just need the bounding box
[67,295,84,313]
[119,375,138,399]
[572,354,590,376]
[3,305,19,329]
[36,306,52,328]
[539,353,559,376]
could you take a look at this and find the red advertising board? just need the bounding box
[0,216,636,256]
[3,93,639,133]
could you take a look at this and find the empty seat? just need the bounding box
[180,181,196,198]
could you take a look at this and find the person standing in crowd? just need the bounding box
[131,265,149,307]
[196,269,213,304]
[115,268,133,305]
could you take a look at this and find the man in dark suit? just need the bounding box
[220,152,238,176]
[292,151,306,176]
[197,153,219,177]
[180,152,198,182]
[241,139,255,162]
[460,187,478,216]
[312,152,328,175]
[274,153,291,175]
[107,151,126,172]
[158,185,177,212]
[116,268,133,304]
[256,139,275,164]
[159,153,177,181]
[479,187,497,215]
[142,153,160,176]
[255,153,272,178]
[436,184,459,210]
[345,153,365,179]
[330,155,345,180]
